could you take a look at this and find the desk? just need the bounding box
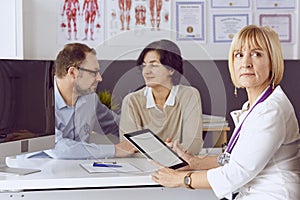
[0,157,218,200]
[203,126,230,147]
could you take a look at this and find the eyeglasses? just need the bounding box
[77,66,101,77]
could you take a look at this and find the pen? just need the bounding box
[93,163,122,168]
[94,161,117,164]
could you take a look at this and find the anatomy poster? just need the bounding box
[58,0,104,46]
[107,0,171,45]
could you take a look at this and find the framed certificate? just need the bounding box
[256,0,296,9]
[259,14,292,43]
[176,1,205,41]
[213,14,250,43]
[211,0,250,9]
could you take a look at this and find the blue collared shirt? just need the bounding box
[51,77,119,159]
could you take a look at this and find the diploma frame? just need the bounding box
[212,14,249,43]
[259,14,292,43]
[211,0,250,9]
[175,1,205,41]
[255,0,296,9]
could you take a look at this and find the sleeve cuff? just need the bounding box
[97,144,115,158]
[207,167,232,199]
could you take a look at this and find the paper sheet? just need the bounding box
[80,162,142,173]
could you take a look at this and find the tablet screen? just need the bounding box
[124,129,188,169]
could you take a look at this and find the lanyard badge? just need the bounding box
[217,152,230,166]
[217,85,273,166]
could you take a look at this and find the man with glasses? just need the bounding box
[53,43,134,159]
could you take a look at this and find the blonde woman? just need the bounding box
[151,26,300,199]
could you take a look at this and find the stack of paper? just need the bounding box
[202,114,228,129]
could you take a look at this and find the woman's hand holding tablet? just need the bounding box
[124,129,188,169]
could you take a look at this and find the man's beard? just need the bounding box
[73,82,97,97]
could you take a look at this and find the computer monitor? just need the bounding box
[0,60,55,175]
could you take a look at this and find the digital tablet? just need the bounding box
[124,129,188,169]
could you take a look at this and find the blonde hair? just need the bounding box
[228,25,284,88]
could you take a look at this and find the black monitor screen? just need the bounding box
[0,60,54,143]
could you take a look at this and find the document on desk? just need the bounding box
[80,162,142,173]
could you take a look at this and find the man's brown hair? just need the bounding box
[55,43,96,78]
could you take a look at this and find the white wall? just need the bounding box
[0,0,23,59]
[23,0,62,60]
[22,0,300,60]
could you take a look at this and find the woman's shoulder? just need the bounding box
[123,87,146,102]
[258,86,295,116]
[177,85,200,96]
[266,86,292,107]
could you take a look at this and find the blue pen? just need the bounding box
[93,162,122,168]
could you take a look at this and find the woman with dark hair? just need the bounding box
[119,39,203,154]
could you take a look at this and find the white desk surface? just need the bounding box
[0,156,218,200]
[1,157,159,191]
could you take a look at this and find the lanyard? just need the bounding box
[226,85,273,154]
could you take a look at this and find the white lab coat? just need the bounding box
[207,86,300,200]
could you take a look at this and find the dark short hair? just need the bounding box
[55,43,96,78]
[136,39,183,85]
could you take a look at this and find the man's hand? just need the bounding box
[114,140,138,157]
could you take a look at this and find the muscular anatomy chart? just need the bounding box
[58,0,104,45]
[119,0,132,30]
[107,0,171,38]
[82,0,100,40]
[135,5,146,26]
[149,0,163,31]
[58,0,171,45]
[61,0,81,40]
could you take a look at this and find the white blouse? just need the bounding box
[207,86,300,200]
